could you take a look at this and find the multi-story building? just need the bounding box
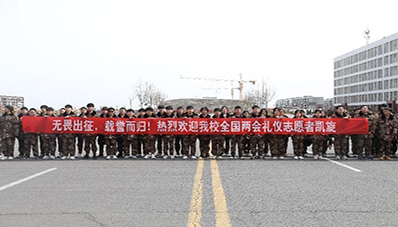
[334,32,398,111]
[0,95,25,108]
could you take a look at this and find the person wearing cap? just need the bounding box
[135,108,146,157]
[76,107,88,158]
[155,105,166,157]
[162,105,176,159]
[0,106,19,160]
[98,107,109,157]
[82,103,98,159]
[331,105,350,160]
[38,105,48,157]
[105,107,118,160]
[198,107,211,159]
[250,105,264,159]
[269,108,286,159]
[60,104,76,160]
[312,110,328,160]
[182,106,198,159]
[174,107,185,157]
[211,108,224,159]
[41,107,57,160]
[375,107,397,160]
[292,110,305,160]
[230,106,245,159]
[16,107,28,158]
[354,105,376,160]
[143,107,157,159]
[125,109,138,159]
[24,108,39,159]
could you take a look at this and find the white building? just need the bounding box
[275,96,326,110]
[334,32,398,111]
[0,95,24,108]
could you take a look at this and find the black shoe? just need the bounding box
[92,155,97,160]
[83,154,89,159]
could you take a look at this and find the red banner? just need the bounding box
[21,117,368,135]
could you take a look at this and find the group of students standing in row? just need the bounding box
[0,102,396,161]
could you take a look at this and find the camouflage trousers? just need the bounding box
[270,135,287,157]
[84,135,98,156]
[162,136,175,156]
[379,139,392,157]
[143,135,156,155]
[292,136,305,156]
[357,135,373,156]
[199,136,210,158]
[211,136,224,157]
[250,135,264,157]
[230,135,244,157]
[77,134,84,154]
[2,137,15,157]
[183,135,196,157]
[312,138,326,156]
[42,137,56,156]
[334,136,348,156]
[125,136,140,156]
[25,134,38,156]
[105,136,117,156]
[62,135,76,156]
[17,133,26,156]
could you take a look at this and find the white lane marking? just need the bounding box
[0,168,57,191]
[321,157,363,173]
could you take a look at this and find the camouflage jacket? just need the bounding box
[354,112,376,138]
[1,113,20,138]
[375,114,398,141]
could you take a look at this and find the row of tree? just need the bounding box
[132,79,275,109]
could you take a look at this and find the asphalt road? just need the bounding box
[1,143,398,227]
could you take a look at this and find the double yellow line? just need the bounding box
[187,159,231,227]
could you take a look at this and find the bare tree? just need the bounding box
[244,79,276,108]
[133,79,166,108]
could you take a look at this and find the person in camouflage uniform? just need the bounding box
[156,105,166,157]
[270,108,287,159]
[83,103,98,159]
[230,106,244,159]
[250,105,264,159]
[161,106,175,159]
[41,107,57,159]
[211,108,224,159]
[16,106,28,158]
[174,107,185,157]
[98,107,108,157]
[198,107,211,159]
[354,105,376,160]
[24,108,39,158]
[143,107,157,159]
[331,105,350,160]
[375,108,397,160]
[117,107,128,158]
[312,110,328,160]
[182,106,198,159]
[1,106,19,160]
[291,110,305,160]
[61,104,76,160]
[105,107,118,160]
[76,107,87,158]
[125,109,138,159]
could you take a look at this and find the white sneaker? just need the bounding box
[144,155,150,159]
[70,156,75,160]
[76,154,82,158]
[106,155,112,160]
[298,156,304,160]
[191,156,197,159]
[279,156,285,160]
[1,156,8,160]
[151,154,156,159]
[272,156,277,160]
[43,155,50,160]
[50,155,56,160]
[163,156,168,159]
[314,155,319,160]
[124,155,130,159]
[342,155,348,160]
[182,155,188,160]
[131,155,138,159]
[229,156,234,159]
[7,156,13,160]
[335,155,341,160]
[112,155,118,160]
[211,156,217,159]
[240,156,245,160]
[217,156,223,160]
[170,156,175,159]
[60,156,67,160]
[294,156,299,160]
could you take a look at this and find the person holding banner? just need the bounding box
[143,107,157,159]
[83,103,98,159]
[182,106,198,160]
[162,106,176,159]
[312,110,328,160]
[211,108,224,159]
[230,106,245,159]
[198,107,211,159]
[105,107,118,160]
[60,104,76,160]
[250,105,264,159]
[41,107,57,160]
[332,105,350,160]
[291,110,305,160]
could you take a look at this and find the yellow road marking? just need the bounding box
[211,159,231,227]
[187,158,205,227]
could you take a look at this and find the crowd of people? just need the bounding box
[0,102,396,161]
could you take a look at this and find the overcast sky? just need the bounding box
[1,0,398,109]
